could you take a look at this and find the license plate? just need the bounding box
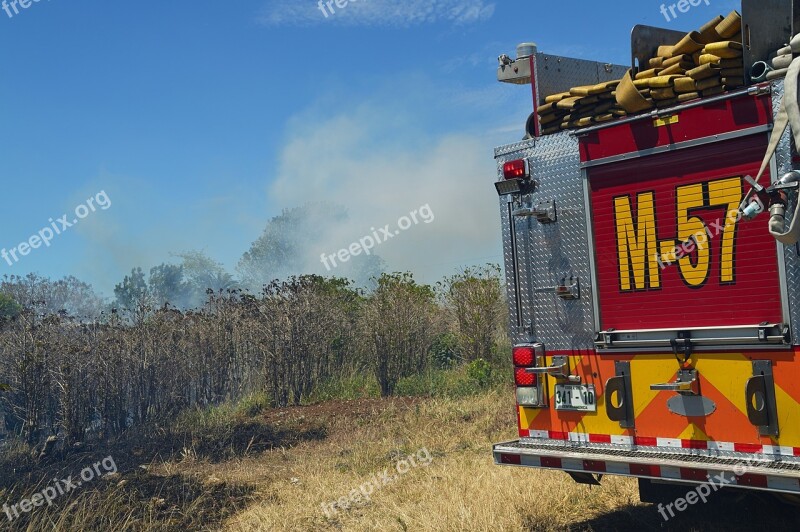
[554,384,597,412]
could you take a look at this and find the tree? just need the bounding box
[149,263,191,308]
[363,273,439,397]
[238,205,341,289]
[1,274,106,318]
[114,267,150,310]
[439,265,504,363]
[0,294,21,321]
[177,251,238,306]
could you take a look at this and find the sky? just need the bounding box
[0,0,741,296]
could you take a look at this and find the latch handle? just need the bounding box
[650,370,700,396]
[526,355,580,383]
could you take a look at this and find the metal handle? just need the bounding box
[526,356,581,383]
[650,370,700,396]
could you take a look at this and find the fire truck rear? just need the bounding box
[492,1,800,503]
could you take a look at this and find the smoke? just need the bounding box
[268,103,502,285]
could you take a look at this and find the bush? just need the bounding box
[466,359,492,388]
[430,332,461,369]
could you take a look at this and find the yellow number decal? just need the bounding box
[707,177,743,284]
[675,183,710,288]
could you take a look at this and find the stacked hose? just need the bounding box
[618,11,744,113]
[536,81,621,135]
[535,10,745,136]
[752,37,798,83]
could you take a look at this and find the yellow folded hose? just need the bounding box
[544,91,571,104]
[661,63,687,76]
[673,77,697,93]
[673,32,705,55]
[651,87,677,100]
[698,15,724,43]
[616,70,654,113]
[556,97,582,110]
[704,41,743,59]
[657,45,674,58]
[687,63,721,80]
[678,92,701,102]
[663,54,693,68]
[635,68,661,80]
[696,77,722,91]
[723,77,745,87]
[716,10,742,40]
[570,84,610,96]
[699,54,722,65]
[648,75,682,88]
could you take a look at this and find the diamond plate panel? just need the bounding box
[497,139,538,345]
[534,54,628,105]
[772,80,800,344]
[495,133,596,350]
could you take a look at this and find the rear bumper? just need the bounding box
[493,439,800,494]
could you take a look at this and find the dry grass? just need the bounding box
[202,389,642,531]
[5,386,800,531]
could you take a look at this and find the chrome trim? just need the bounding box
[582,167,602,332]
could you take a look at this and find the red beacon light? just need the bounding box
[503,159,529,180]
[496,159,535,196]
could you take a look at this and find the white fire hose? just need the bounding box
[745,33,800,245]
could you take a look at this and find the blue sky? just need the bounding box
[0,0,741,296]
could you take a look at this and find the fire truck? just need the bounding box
[492,1,800,503]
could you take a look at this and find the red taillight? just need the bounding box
[514,367,537,387]
[513,346,535,367]
[503,159,528,180]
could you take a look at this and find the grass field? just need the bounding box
[3,382,800,531]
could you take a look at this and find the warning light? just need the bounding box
[503,159,529,180]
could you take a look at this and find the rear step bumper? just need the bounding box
[493,439,800,494]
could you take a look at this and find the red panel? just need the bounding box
[500,454,522,465]
[680,468,710,482]
[682,439,710,450]
[735,474,769,488]
[540,456,563,468]
[583,460,607,472]
[589,434,612,444]
[580,90,772,163]
[630,463,661,477]
[734,443,764,454]
[589,135,783,331]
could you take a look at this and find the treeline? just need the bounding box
[0,266,506,446]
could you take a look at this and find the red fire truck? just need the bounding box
[492,1,800,503]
